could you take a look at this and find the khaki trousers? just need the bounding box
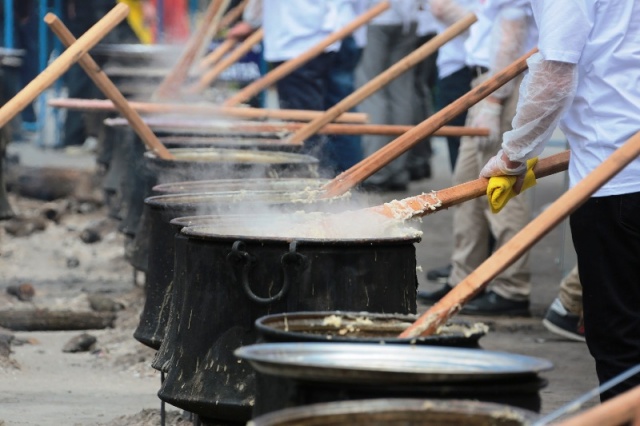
[448,72,531,301]
[559,265,583,316]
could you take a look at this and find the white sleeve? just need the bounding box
[501,53,578,162]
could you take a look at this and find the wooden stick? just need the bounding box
[198,37,237,71]
[218,0,249,32]
[154,0,229,99]
[287,13,477,146]
[45,14,174,160]
[187,27,263,92]
[194,0,232,64]
[371,150,569,220]
[101,116,488,138]
[400,130,640,339]
[554,385,640,426]
[320,48,538,199]
[47,97,369,123]
[221,1,391,105]
[0,3,129,129]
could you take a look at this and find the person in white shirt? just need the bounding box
[480,0,640,400]
[357,0,420,191]
[420,0,537,316]
[229,0,363,174]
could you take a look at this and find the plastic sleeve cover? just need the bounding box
[502,52,578,162]
[490,7,529,100]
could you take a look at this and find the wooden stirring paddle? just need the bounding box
[321,48,539,199]
[370,150,569,220]
[45,14,174,160]
[400,130,640,339]
[0,3,129,129]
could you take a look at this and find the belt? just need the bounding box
[469,65,489,79]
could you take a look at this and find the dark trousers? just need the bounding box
[570,191,640,401]
[275,51,349,173]
[322,36,363,173]
[436,66,472,171]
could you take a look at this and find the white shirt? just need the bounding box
[416,7,439,37]
[434,0,479,79]
[533,0,640,196]
[261,0,351,62]
[464,0,536,69]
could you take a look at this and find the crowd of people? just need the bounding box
[1,0,638,403]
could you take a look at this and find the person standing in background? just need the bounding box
[229,0,365,175]
[357,0,419,192]
[407,4,439,182]
[419,0,537,317]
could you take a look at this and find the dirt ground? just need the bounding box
[0,138,598,425]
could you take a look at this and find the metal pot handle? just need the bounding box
[227,241,308,304]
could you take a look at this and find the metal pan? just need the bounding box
[235,342,553,385]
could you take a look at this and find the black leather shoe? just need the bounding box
[417,283,453,304]
[460,291,530,316]
[426,264,452,283]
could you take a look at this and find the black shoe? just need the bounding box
[542,298,585,342]
[417,283,453,304]
[460,291,530,316]
[426,264,452,283]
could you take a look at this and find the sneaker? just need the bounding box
[460,291,530,316]
[417,283,453,304]
[426,264,452,283]
[542,298,586,342]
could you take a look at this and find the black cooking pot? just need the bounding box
[102,126,141,220]
[157,217,422,423]
[249,398,538,426]
[236,343,552,417]
[121,146,320,271]
[133,181,346,350]
[255,311,487,348]
[152,177,328,195]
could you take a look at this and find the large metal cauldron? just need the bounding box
[236,343,553,417]
[157,217,422,423]
[121,146,319,272]
[133,181,347,350]
[249,399,538,426]
[255,311,488,348]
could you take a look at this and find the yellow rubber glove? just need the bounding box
[486,157,538,214]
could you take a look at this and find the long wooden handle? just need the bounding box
[0,3,129,129]
[102,116,488,139]
[154,0,230,99]
[198,38,237,71]
[194,0,233,64]
[400,130,640,339]
[371,150,569,220]
[218,0,249,32]
[222,1,391,106]
[287,13,477,145]
[48,97,368,123]
[188,28,264,93]
[45,15,174,160]
[553,385,640,426]
[321,48,539,199]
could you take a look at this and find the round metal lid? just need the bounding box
[235,342,553,384]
